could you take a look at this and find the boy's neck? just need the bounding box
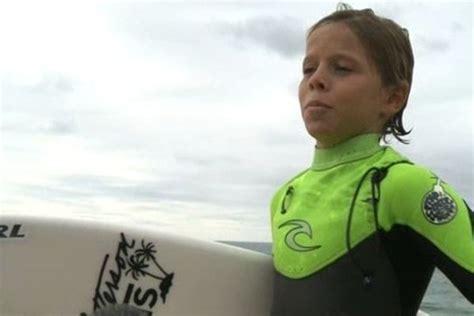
[311,133,383,171]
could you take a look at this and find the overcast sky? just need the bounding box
[1,1,472,241]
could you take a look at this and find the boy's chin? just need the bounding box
[304,123,331,139]
[304,126,340,147]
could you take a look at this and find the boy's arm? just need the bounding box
[382,164,474,303]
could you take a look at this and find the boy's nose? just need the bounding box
[309,68,329,91]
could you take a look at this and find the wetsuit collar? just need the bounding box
[311,134,383,171]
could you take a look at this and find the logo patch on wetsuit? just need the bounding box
[278,219,322,252]
[422,178,457,225]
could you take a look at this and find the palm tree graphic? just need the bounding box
[124,238,174,303]
[126,240,168,281]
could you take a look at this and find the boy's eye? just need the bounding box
[334,65,351,73]
[303,67,315,75]
[302,64,352,76]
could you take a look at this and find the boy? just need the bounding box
[270,4,473,316]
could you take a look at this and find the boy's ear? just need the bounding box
[383,81,409,116]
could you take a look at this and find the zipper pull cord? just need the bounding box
[346,160,412,288]
[346,167,378,287]
[280,186,294,214]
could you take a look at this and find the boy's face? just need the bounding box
[299,22,393,148]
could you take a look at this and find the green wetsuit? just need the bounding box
[270,134,474,316]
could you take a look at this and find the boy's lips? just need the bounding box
[305,100,332,110]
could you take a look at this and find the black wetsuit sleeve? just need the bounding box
[409,210,474,303]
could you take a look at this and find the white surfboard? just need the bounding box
[0,214,273,316]
[0,214,430,316]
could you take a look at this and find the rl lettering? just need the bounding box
[0,224,26,239]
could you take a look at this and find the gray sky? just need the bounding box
[1,1,472,241]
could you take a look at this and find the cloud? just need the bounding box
[1,76,80,137]
[0,73,74,118]
[173,152,241,168]
[16,170,273,210]
[220,15,305,58]
[415,35,450,53]
[26,73,75,94]
[42,119,77,135]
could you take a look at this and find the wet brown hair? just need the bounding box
[307,3,414,144]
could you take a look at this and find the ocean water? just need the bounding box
[224,242,473,316]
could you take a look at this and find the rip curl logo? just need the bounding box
[423,178,457,225]
[278,219,321,252]
[80,233,174,316]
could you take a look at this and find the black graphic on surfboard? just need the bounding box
[80,233,174,316]
[0,224,26,239]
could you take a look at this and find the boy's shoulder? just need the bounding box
[381,146,436,182]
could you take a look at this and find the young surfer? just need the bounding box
[270,4,473,315]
